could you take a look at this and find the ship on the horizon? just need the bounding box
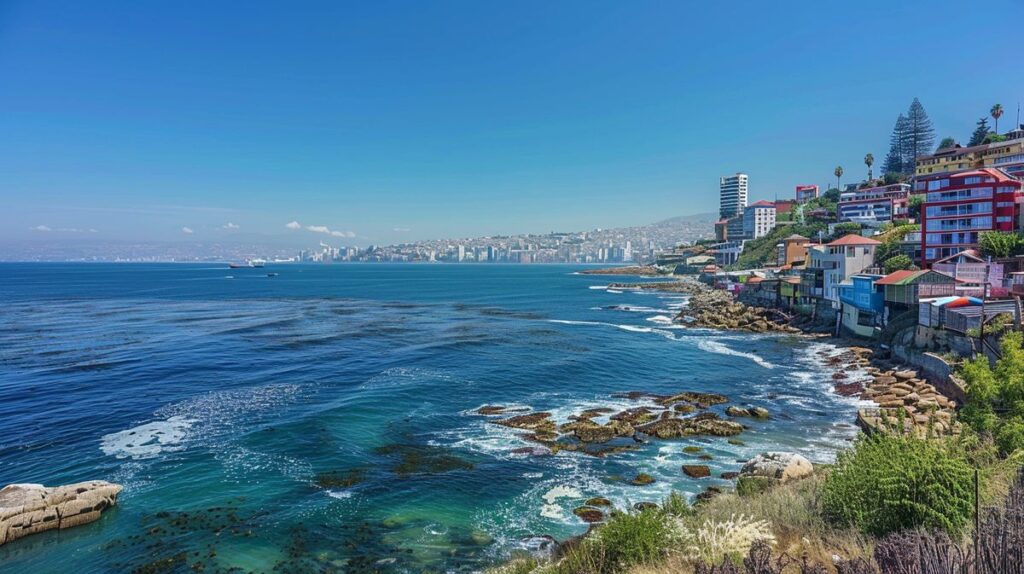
[227,259,266,269]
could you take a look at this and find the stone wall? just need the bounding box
[891,344,966,405]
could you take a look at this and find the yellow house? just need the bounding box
[916,137,1024,177]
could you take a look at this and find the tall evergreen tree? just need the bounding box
[883,114,908,175]
[905,98,935,174]
[969,117,990,146]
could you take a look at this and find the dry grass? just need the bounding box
[626,474,872,574]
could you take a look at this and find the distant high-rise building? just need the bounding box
[719,173,749,218]
[457,245,466,262]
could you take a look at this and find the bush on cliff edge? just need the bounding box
[822,433,974,537]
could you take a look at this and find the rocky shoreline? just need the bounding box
[657,278,962,438]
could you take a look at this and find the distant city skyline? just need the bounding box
[2,0,1023,251]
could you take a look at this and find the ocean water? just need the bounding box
[0,264,867,573]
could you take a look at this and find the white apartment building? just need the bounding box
[743,200,777,239]
[719,173,749,219]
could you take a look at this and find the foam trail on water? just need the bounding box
[696,339,774,369]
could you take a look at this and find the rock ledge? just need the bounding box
[0,480,122,546]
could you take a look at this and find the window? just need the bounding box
[964,176,982,184]
[927,179,949,191]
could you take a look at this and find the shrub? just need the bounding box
[548,507,676,573]
[822,434,974,537]
[736,476,775,498]
[883,254,914,273]
[959,331,1024,455]
[662,491,694,518]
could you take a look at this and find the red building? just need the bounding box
[795,184,818,204]
[917,168,1022,266]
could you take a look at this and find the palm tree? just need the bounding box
[864,154,874,182]
[834,166,844,191]
[991,104,1004,135]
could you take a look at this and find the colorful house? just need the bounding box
[838,274,885,337]
[873,269,958,308]
[814,234,881,306]
[930,250,1005,297]
[776,234,811,268]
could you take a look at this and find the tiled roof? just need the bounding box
[748,200,776,207]
[826,234,882,247]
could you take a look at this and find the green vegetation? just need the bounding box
[730,222,826,269]
[884,98,936,176]
[991,103,1004,134]
[883,253,914,273]
[543,506,678,574]
[937,136,956,150]
[959,331,1024,456]
[822,433,974,536]
[978,230,1024,258]
[970,117,991,146]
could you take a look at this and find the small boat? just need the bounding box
[249,258,266,268]
[228,263,246,269]
[267,272,279,277]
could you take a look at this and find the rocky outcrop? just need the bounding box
[675,283,802,333]
[740,452,813,483]
[636,413,743,438]
[0,481,122,546]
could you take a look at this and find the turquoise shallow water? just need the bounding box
[0,264,867,573]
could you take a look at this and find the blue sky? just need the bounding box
[2,0,1022,248]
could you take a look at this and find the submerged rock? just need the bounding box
[630,473,656,486]
[584,497,612,507]
[374,444,474,476]
[314,469,365,489]
[0,481,122,546]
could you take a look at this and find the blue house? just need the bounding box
[837,274,885,337]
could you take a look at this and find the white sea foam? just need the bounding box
[326,490,354,500]
[606,289,623,294]
[542,485,581,504]
[646,315,674,325]
[100,416,195,459]
[587,285,609,290]
[540,504,565,520]
[696,339,775,369]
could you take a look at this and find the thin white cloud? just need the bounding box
[181,226,194,234]
[222,222,240,230]
[31,225,52,232]
[306,224,355,238]
[285,221,302,230]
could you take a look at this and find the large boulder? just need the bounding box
[1,481,122,546]
[740,452,813,483]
